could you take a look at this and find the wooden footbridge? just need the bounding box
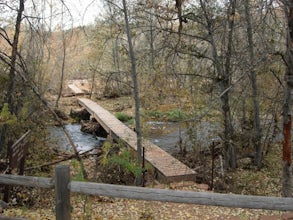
[78,98,196,183]
[68,83,84,95]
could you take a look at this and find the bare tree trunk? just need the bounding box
[7,0,24,113]
[149,6,155,69]
[55,42,66,107]
[222,0,237,169]
[282,0,293,197]
[55,4,66,108]
[0,0,24,153]
[200,0,236,169]
[244,0,262,168]
[122,0,143,186]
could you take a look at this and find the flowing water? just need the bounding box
[47,121,221,154]
[47,122,184,154]
[47,124,104,153]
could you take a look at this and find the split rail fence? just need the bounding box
[0,165,292,220]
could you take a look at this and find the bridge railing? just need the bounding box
[0,165,292,220]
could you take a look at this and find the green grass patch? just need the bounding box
[71,159,86,181]
[115,112,133,123]
[166,109,187,122]
[143,109,189,122]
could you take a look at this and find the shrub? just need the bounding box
[115,112,133,123]
[97,141,149,185]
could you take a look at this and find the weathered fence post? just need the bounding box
[55,165,71,220]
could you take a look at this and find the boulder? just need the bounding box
[80,120,108,137]
[70,108,91,121]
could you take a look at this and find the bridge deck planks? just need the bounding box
[78,98,196,183]
[68,84,84,95]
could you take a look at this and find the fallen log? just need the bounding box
[25,148,102,171]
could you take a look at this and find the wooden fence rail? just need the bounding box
[0,165,292,220]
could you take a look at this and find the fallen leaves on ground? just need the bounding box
[3,194,287,220]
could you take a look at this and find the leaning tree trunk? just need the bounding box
[122,0,143,186]
[282,0,293,197]
[244,0,262,168]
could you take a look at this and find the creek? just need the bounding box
[148,121,221,153]
[47,124,104,153]
[147,121,186,153]
[47,121,221,154]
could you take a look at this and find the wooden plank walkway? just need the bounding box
[78,98,196,183]
[68,84,84,95]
